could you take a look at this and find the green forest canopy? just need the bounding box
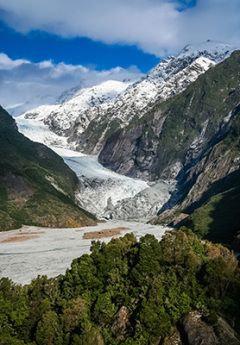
[0,227,239,344]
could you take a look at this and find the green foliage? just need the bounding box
[0,106,97,230]
[0,230,240,344]
[36,311,63,345]
[186,174,240,244]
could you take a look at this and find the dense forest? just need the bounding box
[0,228,240,344]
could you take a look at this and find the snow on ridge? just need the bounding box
[69,80,133,108]
[146,40,234,84]
[56,83,86,104]
[177,40,237,63]
[19,40,238,154]
[73,55,215,132]
[21,79,132,133]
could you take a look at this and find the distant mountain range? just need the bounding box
[15,41,240,249]
[20,41,236,153]
[2,40,240,345]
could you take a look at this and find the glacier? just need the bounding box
[16,118,173,220]
[2,116,174,285]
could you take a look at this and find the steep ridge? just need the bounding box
[99,50,240,180]
[99,50,240,247]
[152,100,240,248]
[20,41,235,154]
[73,56,214,154]
[0,106,97,230]
[68,41,236,154]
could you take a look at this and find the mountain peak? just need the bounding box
[177,40,237,63]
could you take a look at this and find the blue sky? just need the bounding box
[0,0,239,113]
[0,21,159,73]
[0,1,198,72]
[0,0,238,70]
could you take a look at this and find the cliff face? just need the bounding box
[99,51,240,246]
[0,107,97,230]
[99,51,240,181]
[150,88,240,247]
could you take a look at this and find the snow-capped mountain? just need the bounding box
[71,41,237,154]
[56,83,85,104]
[177,40,234,63]
[69,56,215,154]
[6,94,57,117]
[21,79,133,136]
[15,41,239,223]
[19,40,237,154]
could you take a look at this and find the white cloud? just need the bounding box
[38,60,54,69]
[0,53,30,69]
[0,53,143,115]
[0,0,239,56]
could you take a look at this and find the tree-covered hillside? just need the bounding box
[0,106,97,230]
[0,229,239,344]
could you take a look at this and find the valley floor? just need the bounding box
[0,220,172,285]
[0,117,174,285]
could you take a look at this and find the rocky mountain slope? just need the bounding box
[70,55,215,154]
[151,97,240,248]
[0,106,97,230]
[22,79,133,138]
[99,50,240,247]
[21,41,236,154]
[99,50,240,180]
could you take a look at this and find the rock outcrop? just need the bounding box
[180,311,240,345]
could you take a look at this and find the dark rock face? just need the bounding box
[161,328,182,345]
[152,101,240,246]
[111,306,131,340]
[182,312,218,345]
[100,51,240,246]
[99,51,240,182]
[181,312,240,345]
[98,124,161,181]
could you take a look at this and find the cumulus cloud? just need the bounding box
[0,53,30,69]
[0,0,239,56]
[0,53,143,115]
